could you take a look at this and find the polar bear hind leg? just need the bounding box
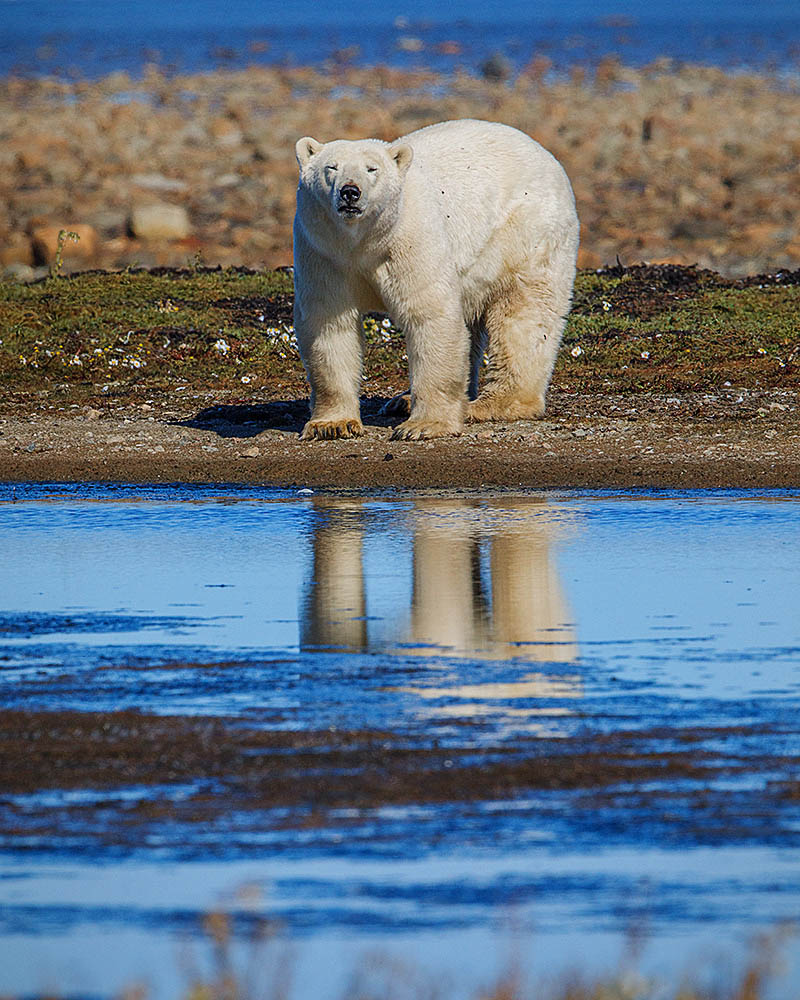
[467,252,574,423]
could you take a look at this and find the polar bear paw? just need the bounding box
[390,418,462,441]
[466,394,545,423]
[301,418,364,440]
[380,391,412,419]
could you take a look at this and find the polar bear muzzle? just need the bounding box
[337,183,362,217]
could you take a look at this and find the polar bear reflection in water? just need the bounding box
[301,498,581,722]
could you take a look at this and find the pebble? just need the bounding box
[128,204,191,241]
[2,262,36,282]
[30,224,98,265]
[131,173,189,192]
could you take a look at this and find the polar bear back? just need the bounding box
[399,119,578,306]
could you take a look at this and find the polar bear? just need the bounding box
[293,119,579,440]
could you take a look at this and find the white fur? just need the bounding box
[293,119,579,440]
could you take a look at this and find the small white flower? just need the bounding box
[213,338,230,355]
[641,351,650,359]
[241,375,252,384]
[757,348,767,355]
[381,318,391,329]
[602,300,612,312]
[571,345,582,357]
[258,314,265,322]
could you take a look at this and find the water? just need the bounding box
[1,484,800,999]
[2,0,800,79]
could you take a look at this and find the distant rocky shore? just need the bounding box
[1,61,799,280]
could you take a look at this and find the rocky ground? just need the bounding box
[1,388,798,490]
[1,61,799,280]
[1,260,798,489]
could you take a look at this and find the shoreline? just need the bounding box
[2,390,798,490]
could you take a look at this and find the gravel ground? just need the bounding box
[2,389,798,489]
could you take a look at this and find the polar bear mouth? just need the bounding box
[337,204,363,218]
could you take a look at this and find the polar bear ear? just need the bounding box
[390,143,414,175]
[296,137,323,167]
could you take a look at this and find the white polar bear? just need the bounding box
[293,119,579,440]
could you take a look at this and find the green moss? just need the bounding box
[0,264,797,411]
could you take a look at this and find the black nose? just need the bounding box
[340,184,361,205]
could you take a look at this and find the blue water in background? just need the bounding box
[2,0,800,78]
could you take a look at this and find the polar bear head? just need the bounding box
[295,137,414,229]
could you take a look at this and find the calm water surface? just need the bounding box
[1,484,799,999]
[3,0,800,78]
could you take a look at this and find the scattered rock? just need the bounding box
[131,173,189,193]
[0,233,35,268]
[208,119,243,147]
[240,445,260,458]
[129,204,191,241]
[480,52,512,82]
[2,262,36,282]
[2,64,799,275]
[396,36,424,52]
[30,224,99,266]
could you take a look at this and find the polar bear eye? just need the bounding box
[366,165,378,174]
[325,164,338,174]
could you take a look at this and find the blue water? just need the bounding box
[2,0,800,79]
[1,485,799,999]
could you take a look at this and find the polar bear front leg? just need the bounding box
[388,298,470,441]
[295,300,365,441]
